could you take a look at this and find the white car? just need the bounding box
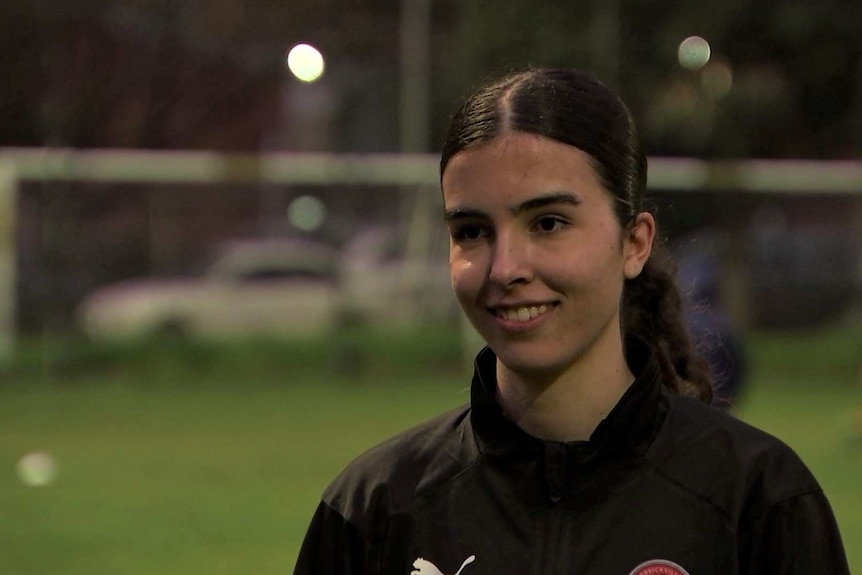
[339,228,455,327]
[77,232,458,342]
[77,239,342,341]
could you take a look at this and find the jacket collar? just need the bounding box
[469,336,667,462]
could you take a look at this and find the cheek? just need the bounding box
[543,242,625,291]
[449,257,479,302]
[587,247,628,296]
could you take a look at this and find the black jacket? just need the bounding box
[294,340,849,575]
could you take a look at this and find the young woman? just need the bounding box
[293,68,849,575]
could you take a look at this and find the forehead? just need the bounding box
[441,132,607,205]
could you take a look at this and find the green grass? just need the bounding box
[736,327,862,569]
[1,326,859,573]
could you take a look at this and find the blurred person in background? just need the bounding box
[674,230,747,411]
[294,68,849,574]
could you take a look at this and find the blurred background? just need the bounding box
[0,1,860,573]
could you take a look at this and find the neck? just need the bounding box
[495,339,634,442]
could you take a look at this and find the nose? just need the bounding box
[488,230,533,289]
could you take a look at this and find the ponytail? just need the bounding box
[622,242,714,403]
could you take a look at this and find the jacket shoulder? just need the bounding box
[648,395,821,521]
[320,404,475,535]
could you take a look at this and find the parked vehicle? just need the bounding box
[339,227,455,327]
[77,239,341,341]
[77,230,457,342]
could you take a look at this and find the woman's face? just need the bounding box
[442,132,652,380]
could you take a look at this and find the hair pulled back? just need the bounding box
[440,68,713,402]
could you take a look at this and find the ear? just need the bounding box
[623,212,655,279]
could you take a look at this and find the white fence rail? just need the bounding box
[3,147,862,191]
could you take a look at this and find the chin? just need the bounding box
[489,341,572,381]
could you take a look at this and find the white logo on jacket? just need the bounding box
[411,555,475,575]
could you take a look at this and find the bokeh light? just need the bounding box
[286,43,325,83]
[678,36,711,70]
[701,59,734,98]
[16,451,58,487]
[288,195,327,231]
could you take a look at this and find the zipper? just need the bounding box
[532,505,565,574]
[531,442,567,574]
[545,442,566,503]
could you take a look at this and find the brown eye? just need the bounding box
[452,224,486,242]
[535,216,565,233]
[463,226,482,239]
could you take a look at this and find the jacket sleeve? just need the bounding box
[741,490,850,574]
[293,501,377,575]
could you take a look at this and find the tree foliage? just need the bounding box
[2,0,860,158]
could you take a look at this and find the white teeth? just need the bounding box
[497,305,549,322]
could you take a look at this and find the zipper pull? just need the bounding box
[544,442,566,503]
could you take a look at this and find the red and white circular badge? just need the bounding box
[629,559,690,575]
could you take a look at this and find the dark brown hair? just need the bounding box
[440,67,713,402]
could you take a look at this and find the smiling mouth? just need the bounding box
[493,304,554,323]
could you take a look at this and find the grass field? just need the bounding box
[1,326,859,574]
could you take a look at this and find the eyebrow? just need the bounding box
[513,192,581,215]
[443,191,581,222]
